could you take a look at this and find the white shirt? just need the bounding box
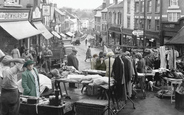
[31,69,40,97]
[2,63,23,89]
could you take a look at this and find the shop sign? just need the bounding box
[132,30,143,37]
[42,5,50,16]
[0,10,29,21]
[109,27,122,33]
[32,7,42,19]
[163,24,175,28]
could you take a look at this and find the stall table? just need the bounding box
[162,77,182,103]
[19,100,74,115]
[82,69,106,76]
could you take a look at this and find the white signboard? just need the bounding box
[33,7,41,19]
[42,5,50,16]
[132,30,144,37]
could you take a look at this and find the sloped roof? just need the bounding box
[108,1,124,9]
[54,8,65,15]
[101,4,113,12]
[94,5,102,11]
[166,26,184,45]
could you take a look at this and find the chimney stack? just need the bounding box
[113,0,118,4]
[102,2,106,9]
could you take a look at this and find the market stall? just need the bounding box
[18,65,115,115]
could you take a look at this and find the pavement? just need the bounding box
[73,34,184,115]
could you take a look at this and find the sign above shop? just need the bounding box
[132,30,143,37]
[109,27,122,33]
[42,5,50,16]
[163,24,175,28]
[32,7,42,20]
[0,9,29,22]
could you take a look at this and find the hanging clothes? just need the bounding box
[167,49,179,70]
[122,56,132,82]
[122,56,134,97]
[159,46,166,69]
[112,56,126,100]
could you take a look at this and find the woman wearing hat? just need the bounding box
[0,55,25,115]
[105,52,115,77]
[22,60,40,97]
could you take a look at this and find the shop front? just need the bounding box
[108,26,122,47]
[145,31,159,48]
[122,28,134,47]
[0,8,41,54]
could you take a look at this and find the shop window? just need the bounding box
[147,0,152,13]
[141,1,144,13]
[113,12,116,24]
[155,0,160,13]
[127,16,131,29]
[135,2,139,13]
[168,12,180,22]
[105,13,107,20]
[155,20,160,31]
[109,12,112,23]
[127,1,131,14]
[134,18,139,29]
[140,19,144,29]
[118,12,121,24]
[147,19,151,30]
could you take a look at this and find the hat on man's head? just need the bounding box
[23,60,35,67]
[72,49,78,52]
[1,55,13,65]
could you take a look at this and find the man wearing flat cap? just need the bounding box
[22,60,40,97]
[67,48,79,88]
[0,55,25,115]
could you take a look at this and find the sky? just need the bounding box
[51,0,106,9]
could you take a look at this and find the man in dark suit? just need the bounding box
[67,49,79,88]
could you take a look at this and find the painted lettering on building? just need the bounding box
[0,12,29,20]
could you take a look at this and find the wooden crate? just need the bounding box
[75,99,108,115]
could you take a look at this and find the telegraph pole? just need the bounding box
[143,0,146,56]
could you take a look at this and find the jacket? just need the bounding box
[22,68,40,97]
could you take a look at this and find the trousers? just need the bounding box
[1,88,20,115]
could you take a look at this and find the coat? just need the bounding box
[96,58,106,71]
[86,48,92,59]
[105,57,115,77]
[22,68,40,97]
[67,54,79,70]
